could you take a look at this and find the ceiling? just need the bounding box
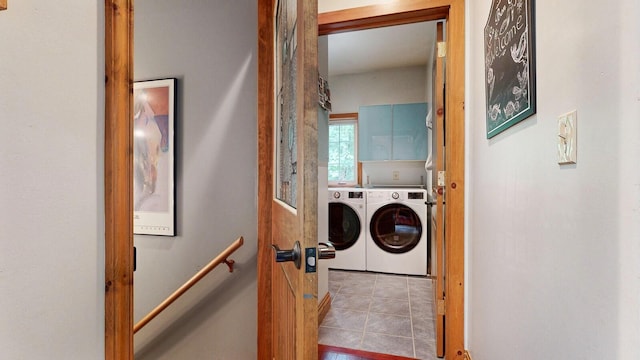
[327,21,437,76]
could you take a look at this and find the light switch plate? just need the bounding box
[558,110,577,164]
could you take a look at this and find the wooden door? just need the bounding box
[431,21,446,358]
[257,0,319,359]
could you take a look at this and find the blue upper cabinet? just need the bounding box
[358,105,393,161]
[392,103,429,160]
[358,103,428,161]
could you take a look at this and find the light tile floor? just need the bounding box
[319,270,437,359]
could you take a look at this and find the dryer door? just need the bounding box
[328,203,362,250]
[370,204,422,253]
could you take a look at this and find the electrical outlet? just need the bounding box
[392,171,400,181]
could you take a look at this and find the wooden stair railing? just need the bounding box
[133,236,244,334]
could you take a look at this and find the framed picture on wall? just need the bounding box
[484,0,536,138]
[133,78,176,236]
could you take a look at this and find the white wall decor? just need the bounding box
[557,110,577,164]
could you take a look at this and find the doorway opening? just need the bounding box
[320,19,439,358]
[317,2,465,358]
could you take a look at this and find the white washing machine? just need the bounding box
[327,188,367,271]
[366,188,428,276]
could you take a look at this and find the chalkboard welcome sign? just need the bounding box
[484,0,536,138]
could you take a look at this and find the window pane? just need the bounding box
[340,124,354,140]
[328,125,340,142]
[328,164,341,181]
[328,121,357,184]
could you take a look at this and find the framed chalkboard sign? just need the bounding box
[484,0,536,138]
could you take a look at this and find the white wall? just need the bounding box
[0,1,105,359]
[329,66,427,114]
[467,0,640,359]
[133,1,258,359]
[320,0,388,13]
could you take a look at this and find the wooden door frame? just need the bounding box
[105,0,134,359]
[257,1,275,358]
[317,1,466,359]
[433,21,446,357]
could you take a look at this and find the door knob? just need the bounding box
[318,242,336,260]
[272,241,301,269]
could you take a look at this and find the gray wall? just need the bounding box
[0,1,105,359]
[467,0,640,359]
[133,1,258,359]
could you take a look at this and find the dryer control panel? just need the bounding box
[349,191,363,199]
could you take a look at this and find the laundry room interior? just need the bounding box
[317,19,441,359]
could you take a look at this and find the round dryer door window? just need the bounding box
[328,203,361,250]
[369,204,422,253]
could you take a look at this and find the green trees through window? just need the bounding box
[328,121,356,184]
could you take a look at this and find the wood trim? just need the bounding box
[319,1,466,359]
[318,292,332,324]
[319,345,416,360]
[104,0,134,359]
[431,22,446,357]
[329,112,358,120]
[443,2,465,359]
[318,0,452,35]
[256,0,275,358]
[299,2,320,358]
[432,21,446,358]
[0,0,6,11]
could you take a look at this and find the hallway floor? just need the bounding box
[319,270,437,359]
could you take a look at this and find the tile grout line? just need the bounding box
[359,273,377,351]
[407,276,417,359]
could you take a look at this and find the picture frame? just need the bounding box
[484,0,536,138]
[133,78,176,236]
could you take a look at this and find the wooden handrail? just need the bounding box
[133,236,244,334]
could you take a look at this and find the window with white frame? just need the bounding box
[328,119,357,185]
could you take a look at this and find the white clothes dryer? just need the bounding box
[327,188,367,271]
[366,188,428,275]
